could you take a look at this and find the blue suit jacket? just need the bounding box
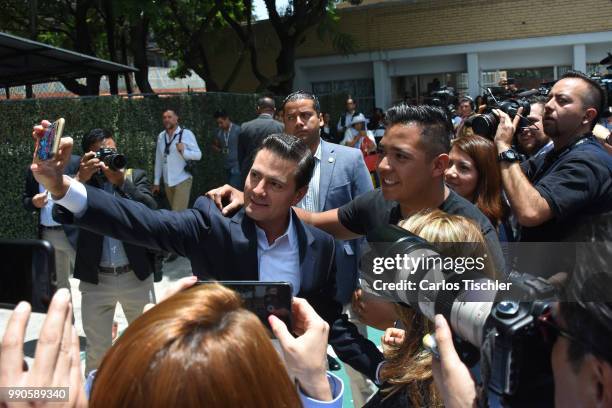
[318,140,373,304]
[55,186,383,380]
[215,122,241,171]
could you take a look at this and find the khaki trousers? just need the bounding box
[79,272,155,374]
[165,177,192,211]
[41,228,75,290]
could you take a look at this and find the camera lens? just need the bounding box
[108,154,126,170]
[471,113,499,139]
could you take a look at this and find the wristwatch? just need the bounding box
[498,148,521,163]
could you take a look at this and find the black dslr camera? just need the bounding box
[96,147,127,171]
[471,88,531,139]
[360,225,557,406]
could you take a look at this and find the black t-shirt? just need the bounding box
[338,188,506,275]
[520,135,612,242]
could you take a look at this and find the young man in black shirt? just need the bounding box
[296,104,506,276]
[494,70,612,276]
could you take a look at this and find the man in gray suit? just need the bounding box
[237,96,284,184]
[212,110,242,188]
[281,91,373,304]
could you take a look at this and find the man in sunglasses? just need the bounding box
[431,230,612,407]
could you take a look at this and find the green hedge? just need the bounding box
[0,92,347,239]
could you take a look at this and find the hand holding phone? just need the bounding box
[35,118,65,161]
[30,120,74,200]
[269,297,332,401]
[196,281,292,334]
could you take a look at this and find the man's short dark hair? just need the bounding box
[163,109,178,117]
[255,133,314,191]
[459,96,475,110]
[282,91,321,114]
[561,70,607,128]
[560,300,612,371]
[384,104,453,160]
[257,96,276,111]
[214,110,228,119]
[82,128,113,153]
[529,95,548,108]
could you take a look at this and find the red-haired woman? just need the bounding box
[444,134,515,241]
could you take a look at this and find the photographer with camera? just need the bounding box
[494,71,612,276]
[453,97,475,138]
[516,97,553,159]
[70,128,158,375]
[431,259,612,407]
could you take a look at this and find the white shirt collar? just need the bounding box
[313,140,322,161]
[166,125,182,137]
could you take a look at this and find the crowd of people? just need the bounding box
[2,69,612,407]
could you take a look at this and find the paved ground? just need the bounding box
[69,256,193,337]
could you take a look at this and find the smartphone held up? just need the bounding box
[35,118,65,161]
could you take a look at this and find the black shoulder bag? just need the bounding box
[178,128,196,174]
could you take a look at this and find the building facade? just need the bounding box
[209,0,612,113]
[293,0,612,111]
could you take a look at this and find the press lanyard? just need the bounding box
[164,128,183,156]
[531,134,591,184]
[223,123,232,147]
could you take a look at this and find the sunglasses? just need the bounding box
[538,309,612,362]
[538,309,576,347]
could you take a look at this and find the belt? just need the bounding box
[98,265,132,275]
[40,225,63,230]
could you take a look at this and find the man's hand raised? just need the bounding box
[31,120,73,199]
[205,184,244,216]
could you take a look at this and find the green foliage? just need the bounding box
[0,92,256,239]
[0,91,347,240]
[316,4,356,56]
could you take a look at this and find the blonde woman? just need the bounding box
[364,209,496,408]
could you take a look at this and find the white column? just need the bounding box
[467,52,480,98]
[373,60,392,109]
[573,44,587,73]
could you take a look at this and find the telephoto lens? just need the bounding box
[471,98,531,139]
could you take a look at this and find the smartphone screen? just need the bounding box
[197,281,292,334]
[0,239,55,313]
[36,118,64,161]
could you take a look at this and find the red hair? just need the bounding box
[452,135,504,226]
[90,284,301,407]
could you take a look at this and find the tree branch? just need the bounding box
[263,0,287,37]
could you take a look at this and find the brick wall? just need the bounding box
[210,0,612,92]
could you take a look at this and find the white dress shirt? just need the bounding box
[38,184,61,227]
[154,126,202,187]
[296,141,322,212]
[255,212,301,296]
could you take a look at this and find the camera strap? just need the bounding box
[531,134,591,184]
